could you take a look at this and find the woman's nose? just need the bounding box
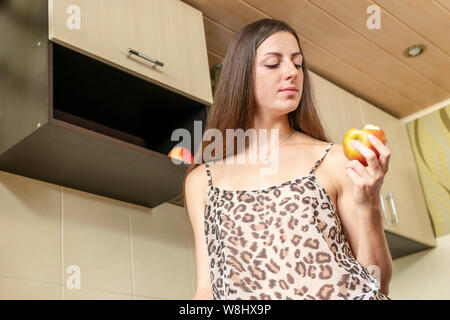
[285,62,298,78]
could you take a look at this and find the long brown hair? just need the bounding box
[182,18,330,208]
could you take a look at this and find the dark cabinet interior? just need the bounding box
[384,231,433,260]
[52,42,206,157]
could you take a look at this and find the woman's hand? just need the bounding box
[345,134,391,209]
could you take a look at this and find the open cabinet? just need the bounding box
[0,0,211,208]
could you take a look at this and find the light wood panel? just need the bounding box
[359,99,436,247]
[310,0,450,92]
[188,0,421,117]
[435,0,450,11]
[203,16,234,57]
[309,72,365,143]
[243,0,448,109]
[182,0,450,118]
[374,0,450,55]
[310,71,393,229]
[183,0,263,32]
[309,72,436,247]
[298,35,419,118]
[207,51,223,72]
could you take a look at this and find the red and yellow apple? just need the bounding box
[342,124,387,167]
[168,146,194,164]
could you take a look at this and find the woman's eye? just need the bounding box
[266,64,303,69]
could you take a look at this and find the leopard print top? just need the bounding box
[203,142,390,300]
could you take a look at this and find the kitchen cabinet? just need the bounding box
[0,0,211,208]
[309,72,364,143]
[49,0,213,105]
[310,72,436,258]
[359,99,436,249]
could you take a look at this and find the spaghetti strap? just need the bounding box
[204,162,213,186]
[308,142,334,176]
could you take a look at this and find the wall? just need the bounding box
[405,104,450,237]
[389,234,450,300]
[2,157,449,300]
[0,170,195,300]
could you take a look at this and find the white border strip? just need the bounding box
[400,98,450,124]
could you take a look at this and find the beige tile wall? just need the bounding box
[2,169,449,300]
[389,233,450,300]
[0,170,194,300]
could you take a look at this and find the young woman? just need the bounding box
[184,19,392,300]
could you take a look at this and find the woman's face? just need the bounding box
[253,31,304,116]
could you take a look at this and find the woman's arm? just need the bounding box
[332,137,393,296]
[185,164,214,300]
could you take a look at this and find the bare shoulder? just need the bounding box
[326,143,350,194]
[184,163,209,207]
[327,142,345,162]
[186,163,208,182]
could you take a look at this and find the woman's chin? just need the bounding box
[280,102,300,112]
[257,102,299,114]
[272,106,299,115]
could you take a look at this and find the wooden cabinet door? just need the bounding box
[49,0,213,105]
[311,73,390,229]
[309,72,364,143]
[359,99,436,246]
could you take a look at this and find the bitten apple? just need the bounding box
[168,146,194,164]
[342,124,387,167]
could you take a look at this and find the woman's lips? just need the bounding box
[279,89,298,94]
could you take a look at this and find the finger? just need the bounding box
[345,167,364,187]
[350,139,382,176]
[348,159,382,189]
[368,134,388,152]
[346,159,371,180]
[368,134,391,173]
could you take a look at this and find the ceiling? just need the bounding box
[181,0,450,119]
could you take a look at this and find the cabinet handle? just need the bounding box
[126,48,164,68]
[387,192,399,224]
[379,192,388,222]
